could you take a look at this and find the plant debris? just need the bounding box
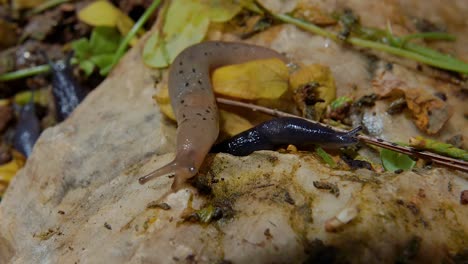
[146,201,171,210]
[313,181,340,197]
[409,136,468,161]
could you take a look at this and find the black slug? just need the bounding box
[13,98,41,157]
[211,117,362,156]
[44,52,87,121]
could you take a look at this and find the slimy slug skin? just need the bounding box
[212,117,362,156]
[139,41,287,190]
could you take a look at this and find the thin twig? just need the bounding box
[216,97,468,173]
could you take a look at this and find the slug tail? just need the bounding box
[65,51,74,66]
[138,160,177,184]
[39,50,54,67]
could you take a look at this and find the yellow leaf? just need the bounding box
[0,151,25,196]
[0,99,9,106]
[78,0,140,44]
[143,0,244,68]
[115,13,142,46]
[12,0,45,10]
[154,86,252,136]
[404,88,452,134]
[143,0,210,68]
[212,58,289,100]
[203,0,242,22]
[78,1,121,27]
[219,110,252,136]
[291,2,336,26]
[153,85,176,121]
[289,64,336,120]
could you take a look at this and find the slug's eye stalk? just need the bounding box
[340,125,362,146]
[138,158,198,191]
[347,126,363,136]
[39,50,74,72]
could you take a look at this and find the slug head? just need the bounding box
[324,126,362,148]
[138,155,198,192]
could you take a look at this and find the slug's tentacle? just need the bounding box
[140,41,287,190]
[138,153,197,190]
[211,117,361,156]
[346,126,362,136]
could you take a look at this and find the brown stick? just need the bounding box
[216,97,468,173]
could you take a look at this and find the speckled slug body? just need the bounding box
[139,41,287,190]
[13,98,41,157]
[46,53,87,121]
[211,117,362,156]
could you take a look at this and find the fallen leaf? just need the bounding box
[14,89,49,107]
[153,85,176,121]
[291,2,336,25]
[71,27,122,76]
[77,0,139,43]
[409,136,468,161]
[143,0,209,68]
[380,148,416,172]
[315,147,337,168]
[78,0,123,27]
[289,64,336,120]
[204,0,242,23]
[0,151,25,196]
[326,96,353,121]
[373,71,452,134]
[212,58,289,100]
[404,88,452,135]
[0,104,12,132]
[154,85,252,136]
[12,0,45,10]
[143,0,243,68]
[239,0,263,14]
[219,109,252,136]
[0,19,18,49]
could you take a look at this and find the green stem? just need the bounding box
[403,42,467,67]
[110,0,162,69]
[274,13,337,41]
[274,14,468,74]
[0,65,51,82]
[348,37,468,73]
[29,0,71,15]
[400,32,456,44]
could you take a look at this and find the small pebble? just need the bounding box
[461,190,468,205]
[104,222,112,230]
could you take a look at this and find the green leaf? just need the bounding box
[142,31,170,68]
[143,0,210,68]
[78,60,94,76]
[409,136,468,161]
[380,148,416,172]
[205,0,242,22]
[90,54,115,69]
[71,38,91,58]
[143,0,242,68]
[14,89,49,106]
[89,27,120,54]
[316,146,337,168]
[71,26,122,76]
[196,204,216,223]
[330,96,353,110]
